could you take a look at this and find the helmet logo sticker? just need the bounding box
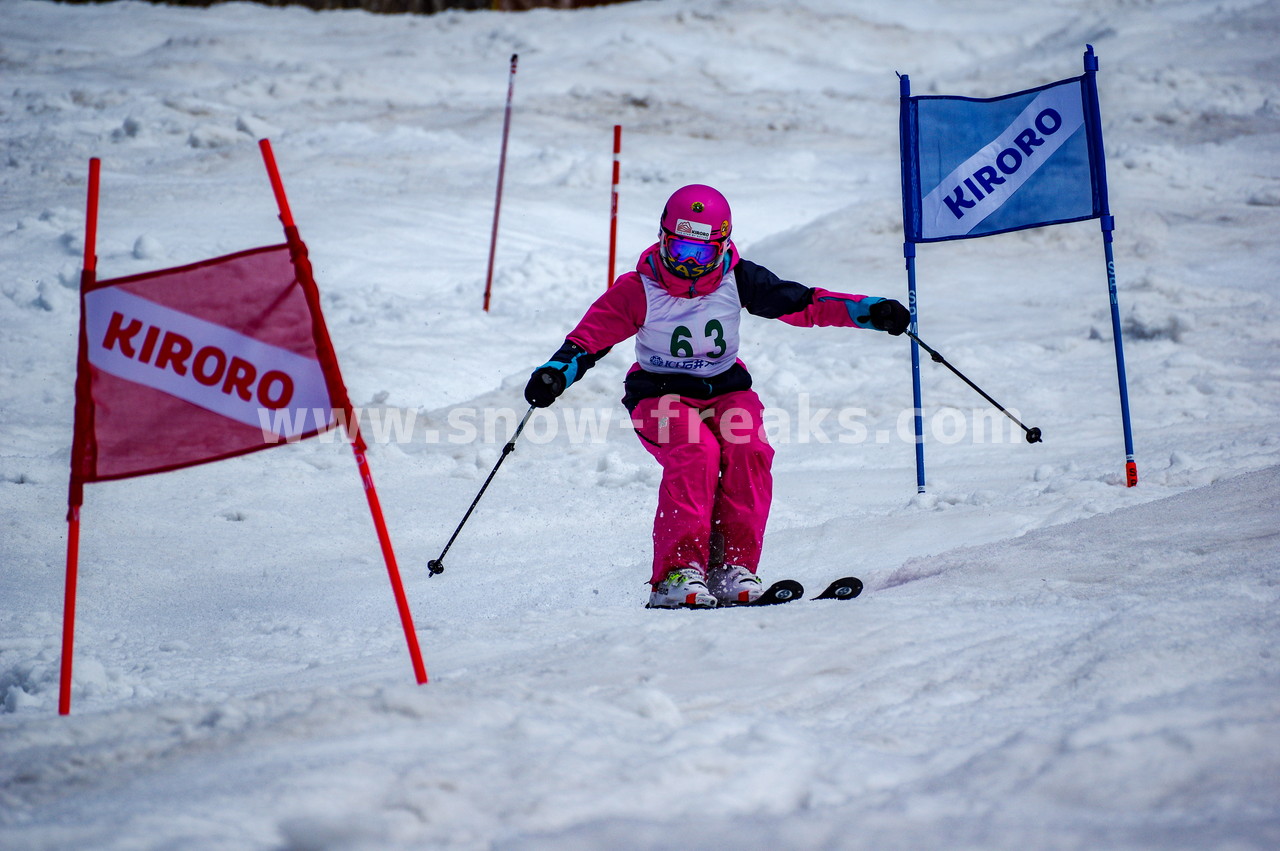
[719,220,730,237]
[691,201,705,212]
[674,218,713,239]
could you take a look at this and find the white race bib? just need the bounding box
[634,272,741,376]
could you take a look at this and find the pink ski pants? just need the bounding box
[631,390,775,584]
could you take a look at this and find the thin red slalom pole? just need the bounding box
[259,140,295,228]
[82,159,100,273]
[259,139,428,685]
[350,433,428,685]
[608,124,621,289]
[58,508,81,715]
[59,157,100,715]
[483,54,518,313]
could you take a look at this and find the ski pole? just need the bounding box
[906,331,1043,444]
[428,405,535,575]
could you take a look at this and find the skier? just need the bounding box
[524,184,909,609]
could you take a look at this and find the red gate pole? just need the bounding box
[58,510,81,716]
[608,125,621,289]
[59,157,100,715]
[259,139,428,685]
[483,54,518,312]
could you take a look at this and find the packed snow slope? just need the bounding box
[1,0,1278,848]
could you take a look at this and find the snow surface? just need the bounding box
[2,0,1279,847]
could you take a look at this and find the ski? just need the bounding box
[732,578,805,606]
[814,575,863,600]
[652,577,862,609]
[733,576,862,605]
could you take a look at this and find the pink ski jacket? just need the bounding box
[554,243,888,408]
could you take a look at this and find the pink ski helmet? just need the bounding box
[658,184,732,279]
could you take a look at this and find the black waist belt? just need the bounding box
[622,363,753,411]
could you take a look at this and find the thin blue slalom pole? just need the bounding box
[1083,45,1138,486]
[899,72,926,493]
[906,244,925,493]
[1101,226,1136,486]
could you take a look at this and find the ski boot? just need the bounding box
[647,567,718,609]
[707,564,764,606]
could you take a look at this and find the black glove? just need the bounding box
[524,366,567,408]
[868,299,910,335]
[523,340,611,408]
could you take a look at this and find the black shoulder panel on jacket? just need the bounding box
[734,259,814,319]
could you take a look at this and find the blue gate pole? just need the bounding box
[899,72,926,493]
[906,243,925,493]
[1083,45,1138,486]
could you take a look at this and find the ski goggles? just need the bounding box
[660,231,726,269]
